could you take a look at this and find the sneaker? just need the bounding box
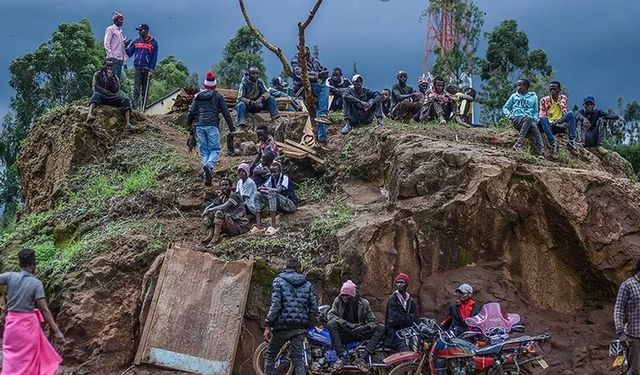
[249,226,263,235]
[271,114,281,122]
[126,123,134,130]
[353,357,369,373]
[265,226,279,236]
[513,142,524,152]
[567,140,577,151]
[203,166,212,186]
[315,115,332,124]
[227,149,237,156]
[550,143,558,157]
[341,123,352,135]
[596,146,609,155]
[86,115,96,123]
[439,118,447,125]
[376,117,385,127]
[538,153,546,159]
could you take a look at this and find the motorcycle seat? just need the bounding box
[474,343,503,356]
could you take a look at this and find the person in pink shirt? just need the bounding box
[104,11,130,80]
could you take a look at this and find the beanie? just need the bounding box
[203,71,217,90]
[340,280,357,297]
[395,273,410,284]
[237,163,251,177]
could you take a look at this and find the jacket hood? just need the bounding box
[515,91,537,100]
[195,89,216,100]
[279,270,307,287]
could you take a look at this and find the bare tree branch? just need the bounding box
[238,0,292,77]
[300,0,324,30]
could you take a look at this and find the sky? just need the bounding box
[0,0,639,118]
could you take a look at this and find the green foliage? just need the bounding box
[121,55,194,104]
[606,143,640,178]
[214,26,266,89]
[296,177,326,204]
[514,149,542,165]
[478,20,553,124]
[309,201,354,239]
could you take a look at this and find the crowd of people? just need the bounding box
[263,257,481,374]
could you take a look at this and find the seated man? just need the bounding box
[502,78,545,158]
[419,76,456,124]
[253,161,298,235]
[381,89,391,117]
[251,150,276,187]
[268,77,302,112]
[455,87,476,126]
[577,95,620,154]
[441,283,481,336]
[255,124,280,157]
[326,67,352,112]
[389,71,423,123]
[236,163,257,216]
[291,46,331,143]
[327,280,386,368]
[444,84,470,127]
[201,178,250,246]
[384,273,419,352]
[538,81,578,154]
[235,66,280,129]
[341,74,384,134]
[86,58,133,129]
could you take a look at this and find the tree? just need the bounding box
[214,26,266,90]
[427,0,484,83]
[1,19,103,219]
[478,20,553,124]
[121,55,195,103]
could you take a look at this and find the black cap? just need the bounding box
[136,24,149,32]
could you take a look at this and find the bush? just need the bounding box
[607,143,640,178]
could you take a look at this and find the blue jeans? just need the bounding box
[196,126,221,170]
[538,111,577,145]
[112,59,124,81]
[311,82,329,142]
[235,97,279,125]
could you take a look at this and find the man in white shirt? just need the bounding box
[103,11,130,80]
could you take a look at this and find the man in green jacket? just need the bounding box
[326,280,385,368]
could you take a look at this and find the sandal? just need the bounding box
[265,226,279,236]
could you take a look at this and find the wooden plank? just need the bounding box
[284,139,318,155]
[282,149,308,158]
[306,153,325,165]
[136,245,254,375]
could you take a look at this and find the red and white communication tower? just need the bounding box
[423,0,470,75]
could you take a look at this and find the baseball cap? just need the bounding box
[583,96,595,104]
[456,283,473,294]
[136,24,149,32]
[351,74,363,83]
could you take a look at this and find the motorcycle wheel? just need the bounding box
[252,341,294,375]
[387,362,426,375]
[491,365,533,375]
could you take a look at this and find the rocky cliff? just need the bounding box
[1,105,639,374]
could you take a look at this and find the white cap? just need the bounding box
[351,74,363,82]
[456,283,473,294]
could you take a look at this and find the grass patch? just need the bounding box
[514,149,542,165]
[309,200,354,239]
[296,177,326,204]
[122,164,158,195]
[328,111,345,124]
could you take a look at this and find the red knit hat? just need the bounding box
[395,273,410,284]
[203,71,217,90]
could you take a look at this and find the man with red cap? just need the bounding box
[186,71,235,185]
[384,273,419,352]
[441,283,481,336]
[326,280,386,370]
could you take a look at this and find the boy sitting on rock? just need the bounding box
[201,178,250,246]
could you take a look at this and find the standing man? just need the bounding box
[126,23,158,110]
[325,67,352,112]
[236,67,280,130]
[187,71,235,186]
[538,81,578,154]
[384,273,419,352]
[576,95,620,154]
[291,46,331,143]
[326,280,386,368]
[264,257,318,375]
[103,11,129,80]
[341,74,384,134]
[0,249,64,374]
[502,78,545,158]
[614,259,640,375]
[441,283,481,336]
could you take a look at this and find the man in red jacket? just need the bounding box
[441,283,481,336]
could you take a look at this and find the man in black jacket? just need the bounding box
[186,71,235,185]
[389,71,423,123]
[384,273,419,352]
[264,258,318,375]
[576,95,621,153]
[86,58,133,129]
[326,67,352,112]
[341,74,384,134]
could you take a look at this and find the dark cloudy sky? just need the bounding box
[0,0,638,118]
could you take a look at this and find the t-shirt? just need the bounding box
[264,173,298,206]
[0,270,46,312]
[548,100,563,122]
[236,177,257,213]
[211,191,246,220]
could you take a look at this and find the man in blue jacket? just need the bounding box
[235,66,280,130]
[125,24,158,110]
[502,78,545,158]
[264,257,318,375]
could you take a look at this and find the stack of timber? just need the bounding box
[275,139,324,164]
[171,87,293,112]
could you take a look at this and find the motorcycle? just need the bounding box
[462,303,524,345]
[252,305,390,374]
[609,339,627,374]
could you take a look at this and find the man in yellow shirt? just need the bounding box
[538,81,577,155]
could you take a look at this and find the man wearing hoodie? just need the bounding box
[264,258,318,375]
[502,78,545,158]
[125,24,158,110]
[236,66,280,130]
[441,283,481,336]
[186,71,235,186]
[576,95,620,154]
[325,67,352,112]
[341,74,384,134]
[385,273,419,352]
[291,46,332,143]
[327,280,386,369]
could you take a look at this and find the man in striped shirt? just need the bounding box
[614,259,640,374]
